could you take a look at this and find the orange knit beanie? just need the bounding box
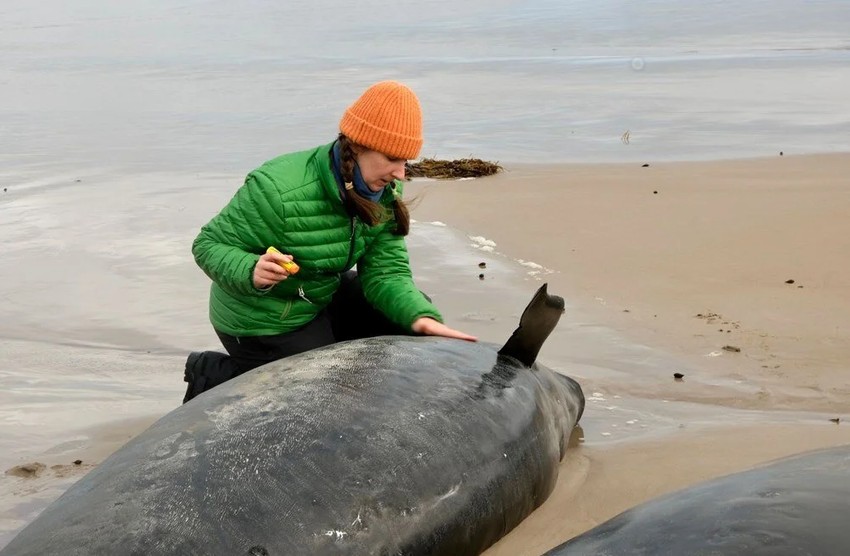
[339,81,423,160]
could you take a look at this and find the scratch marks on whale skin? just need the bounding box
[437,483,461,502]
[152,431,198,462]
[317,483,464,545]
[315,508,366,544]
[324,529,348,540]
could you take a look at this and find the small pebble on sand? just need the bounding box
[785,279,795,284]
[722,345,741,353]
[478,262,486,269]
[673,372,684,380]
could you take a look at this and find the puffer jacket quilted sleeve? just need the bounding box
[192,172,281,297]
[358,182,444,330]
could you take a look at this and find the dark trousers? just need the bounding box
[183,271,418,403]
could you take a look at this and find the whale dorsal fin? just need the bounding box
[498,284,565,367]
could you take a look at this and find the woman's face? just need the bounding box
[354,147,407,192]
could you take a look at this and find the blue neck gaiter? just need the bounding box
[331,141,383,203]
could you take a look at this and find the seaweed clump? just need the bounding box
[405,158,502,179]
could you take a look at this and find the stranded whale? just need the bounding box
[2,284,584,556]
[546,444,850,556]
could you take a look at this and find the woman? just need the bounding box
[184,81,476,403]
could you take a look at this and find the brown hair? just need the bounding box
[337,133,411,236]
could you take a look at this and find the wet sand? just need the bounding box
[1,153,849,551]
[409,153,850,413]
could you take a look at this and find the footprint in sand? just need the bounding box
[6,460,93,480]
[5,462,47,479]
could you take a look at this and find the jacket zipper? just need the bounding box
[341,217,356,272]
[297,286,314,305]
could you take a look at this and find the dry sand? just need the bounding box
[1,153,848,552]
[404,152,850,554]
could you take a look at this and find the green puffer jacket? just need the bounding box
[192,142,443,337]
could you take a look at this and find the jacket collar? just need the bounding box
[314,141,343,204]
[314,140,396,208]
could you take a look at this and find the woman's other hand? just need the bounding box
[253,251,294,289]
[411,317,478,342]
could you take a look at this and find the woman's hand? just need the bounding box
[411,317,478,342]
[253,251,294,289]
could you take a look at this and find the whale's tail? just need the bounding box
[498,283,565,367]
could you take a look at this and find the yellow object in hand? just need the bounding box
[266,246,300,275]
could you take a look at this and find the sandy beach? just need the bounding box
[410,153,850,411]
[407,153,850,554]
[2,153,848,552]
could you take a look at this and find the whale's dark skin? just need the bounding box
[2,284,584,556]
[546,445,850,556]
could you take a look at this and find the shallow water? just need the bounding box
[2,0,849,178]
